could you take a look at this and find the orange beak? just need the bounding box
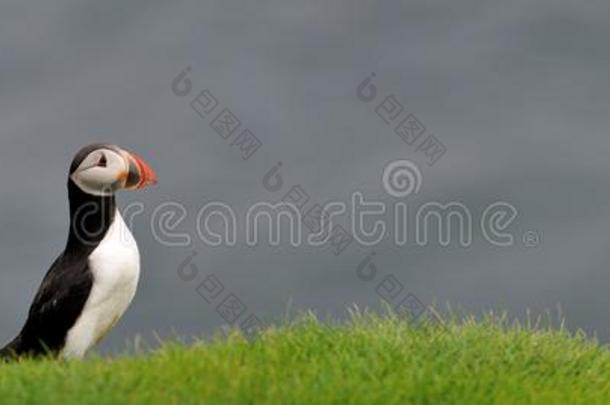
[124,151,158,190]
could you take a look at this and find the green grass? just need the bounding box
[2,311,610,404]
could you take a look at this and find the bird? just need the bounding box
[0,143,157,360]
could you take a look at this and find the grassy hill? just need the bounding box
[1,312,610,404]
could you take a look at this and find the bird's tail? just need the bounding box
[0,337,21,361]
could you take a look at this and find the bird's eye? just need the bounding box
[97,154,107,168]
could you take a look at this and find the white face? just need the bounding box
[70,148,128,196]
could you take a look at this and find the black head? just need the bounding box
[69,143,157,196]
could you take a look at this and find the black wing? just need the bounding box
[4,254,93,358]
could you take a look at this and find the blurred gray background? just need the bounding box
[1,0,609,354]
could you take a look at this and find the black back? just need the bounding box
[1,179,116,359]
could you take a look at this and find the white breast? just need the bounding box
[62,210,140,359]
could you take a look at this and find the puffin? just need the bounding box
[0,143,157,360]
